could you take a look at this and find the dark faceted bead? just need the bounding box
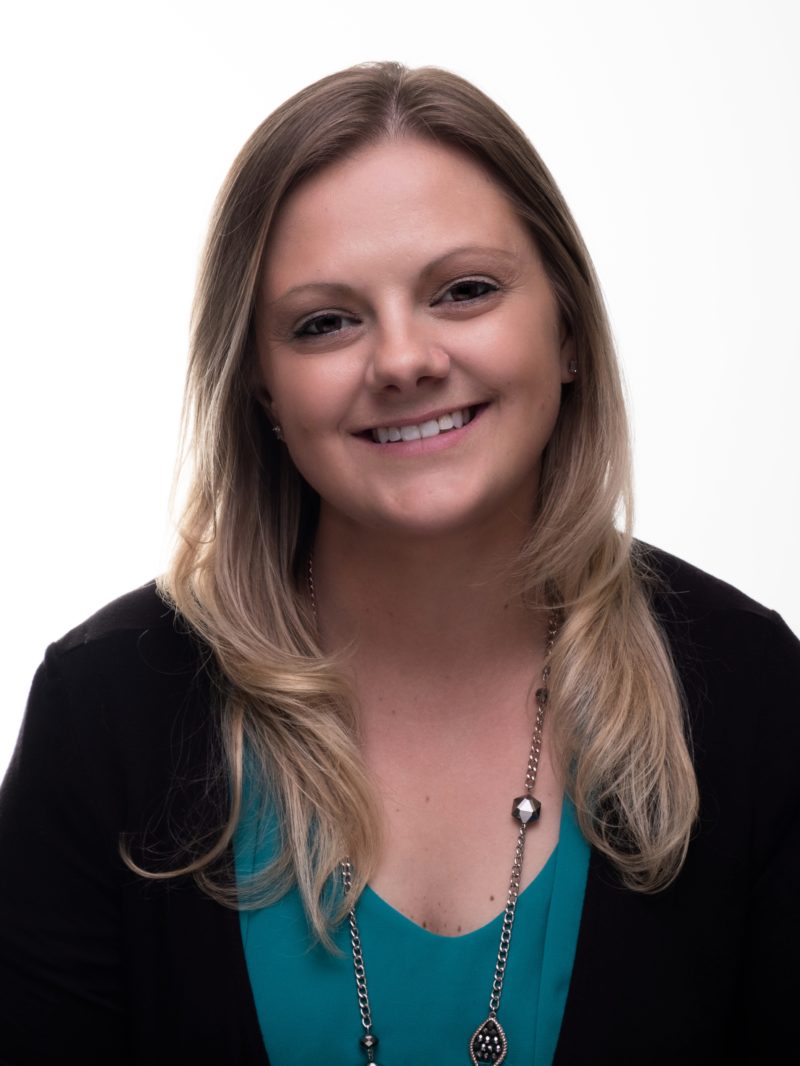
[512,794,541,824]
[360,1033,379,1049]
[535,687,549,705]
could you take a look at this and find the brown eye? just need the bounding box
[294,312,359,338]
[438,279,499,304]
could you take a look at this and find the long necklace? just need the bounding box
[307,555,559,1066]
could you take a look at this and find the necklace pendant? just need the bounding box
[469,1015,508,1065]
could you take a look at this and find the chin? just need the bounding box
[360,493,533,540]
[316,465,540,541]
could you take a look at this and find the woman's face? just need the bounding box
[256,136,574,540]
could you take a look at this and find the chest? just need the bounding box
[362,698,562,936]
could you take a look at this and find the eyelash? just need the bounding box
[293,312,355,339]
[291,277,501,340]
[436,277,500,304]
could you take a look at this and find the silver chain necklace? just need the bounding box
[307,555,559,1066]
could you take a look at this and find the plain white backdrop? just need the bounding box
[2,0,798,776]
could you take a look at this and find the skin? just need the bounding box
[256,137,575,936]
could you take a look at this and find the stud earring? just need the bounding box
[568,359,578,376]
[272,424,284,441]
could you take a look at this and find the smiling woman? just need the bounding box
[257,137,572,538]
[1,62,798,1066]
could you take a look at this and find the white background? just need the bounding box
[2,0,798,776]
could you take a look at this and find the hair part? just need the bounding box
[136,61,698,943]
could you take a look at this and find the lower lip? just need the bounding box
[355,405,488,457]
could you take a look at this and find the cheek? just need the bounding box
[490,342,565,403]
[261,360,322,422]
[262,353,356,433]
[467,300,563,381]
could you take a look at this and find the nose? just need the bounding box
[364,314,450,394]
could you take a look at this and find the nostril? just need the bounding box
[366,338,451,391]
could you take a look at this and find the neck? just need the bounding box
[311,507,544,674]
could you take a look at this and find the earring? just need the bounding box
[568,359,578,376]
[272,424,284,441]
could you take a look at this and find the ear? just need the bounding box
[559,331,578,385]
[249,317,274,412]
[253,380,274,411]
[252,380,283,439]
[256,389,284,442]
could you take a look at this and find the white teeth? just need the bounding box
[370,405,476,443]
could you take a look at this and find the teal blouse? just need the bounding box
[235,791,589,1066]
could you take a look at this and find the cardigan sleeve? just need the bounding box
[741,610,800,1058]
[0,590,265,1066]
[552,575,800,1064]
[0,645,129,1064]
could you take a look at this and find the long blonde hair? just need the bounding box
[143,62,698,942]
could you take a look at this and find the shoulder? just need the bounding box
[632,541,798,673]
[45,581,211,694]
[20,584,217,809]
[6,584,223,854]
[633,541,776,623]
[635,542,800,838]
[634,541,800,779]
[33,578,212,698]
[40,578,215,720]
[54,580,198,657]
[60,580,174,641]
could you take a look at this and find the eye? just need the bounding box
[293,311,360,339]
[436,278,500,305]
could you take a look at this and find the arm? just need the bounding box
[743,611,800,1057]
[0,646,128,1064]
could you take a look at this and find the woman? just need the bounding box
[0,62,797,1065]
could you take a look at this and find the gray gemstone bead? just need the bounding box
[511,794,541,824]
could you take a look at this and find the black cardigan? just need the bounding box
[1,547,798,1065]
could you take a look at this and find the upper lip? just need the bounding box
[353,402,484,435]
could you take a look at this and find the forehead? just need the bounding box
[261,136,537,295]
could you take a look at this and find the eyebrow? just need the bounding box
[266,245,523,307]
[269,281,356,307]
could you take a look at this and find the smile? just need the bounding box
[370,406,476,444]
